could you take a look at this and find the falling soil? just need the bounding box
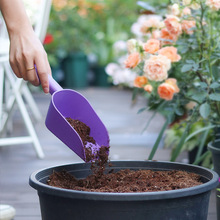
[48,118,202,193]
[66,118,109,164]
[47,169,202,193]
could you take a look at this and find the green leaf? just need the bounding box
[192,63,199,71]
[199,82,208,89]
[181,46,189,54]
[185,125,215,142]
[195,129,209,161]
[191,92,207,103]
[193,151,210,166]
[199,103,210,119]
[137,107,147,114]
[181,64,192,73]
[175,107,184,116]
[209,93,220,101]
[171,123,190,162]
[148,119,170,160]
[210,82,220,89]
[186,59,195,64]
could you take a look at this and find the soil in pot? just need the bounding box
[47,118,202,193]
[47,169,202,193]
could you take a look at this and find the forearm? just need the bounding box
[0,0,51,93]
[0,0,33,38]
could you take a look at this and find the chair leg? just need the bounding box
[2,62,45,158]
[15,85,45,158]
[0,78,22,135]
[0,64,4,130]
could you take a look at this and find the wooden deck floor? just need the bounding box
[0,87,218,220]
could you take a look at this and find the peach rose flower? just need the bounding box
[182,7,191,16]
[152,30,161,39]
[143,39,160,54]
[158,78,179,100]
[160,28,178,45]
[206,0,220,11]
[164,15,182,36]
[158,46,181,62]
[181,20,196,35]
[140,17,163,34]
[158,83,175,100]
[170,3,180,16]
[143,55,171,82]
[134,76,148,88]
[144,84,153,93]
[125,52,141,69]
[165,78,180,93]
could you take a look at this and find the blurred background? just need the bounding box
[44,0,169,88]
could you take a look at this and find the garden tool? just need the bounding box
[45,74,109,161]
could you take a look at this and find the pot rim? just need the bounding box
[208,139,220,154]
[29,160,219,201]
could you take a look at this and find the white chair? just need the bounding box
[0,0,52,158]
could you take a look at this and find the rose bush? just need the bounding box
[124,0,220,162]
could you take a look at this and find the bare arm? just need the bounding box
[0,0,51,93]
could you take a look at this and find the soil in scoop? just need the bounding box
[66,117,109,163]
[47,169,202,193]
[48,118,202,193]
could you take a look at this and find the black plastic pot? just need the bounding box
[93,65,111,87]
[217,189,220,220]
[208,139,220,176]
[29,161,219,220]
[62,52,88,88]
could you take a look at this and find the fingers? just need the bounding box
[8,31,51,94]
[9,47,51,94]
[34,51,51,94]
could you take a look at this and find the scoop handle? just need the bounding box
[48,74,63,95]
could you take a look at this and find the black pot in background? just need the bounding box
[208,140,220,220]
[61,52,89,88]
[208,139,220,176]
[93,66,111,87]
[29,161,219,220]
[217,189,220,220]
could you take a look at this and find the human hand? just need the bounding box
[9,28,51,93]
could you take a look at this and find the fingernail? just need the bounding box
[44,87,49,94]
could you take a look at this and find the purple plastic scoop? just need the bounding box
[45,75,109,161]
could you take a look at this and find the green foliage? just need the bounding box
[164,119,214,167]
[44,0,138,66]
[129,0,220,165]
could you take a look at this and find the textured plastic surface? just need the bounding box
[29,161,219,220]
[45,75,109,161]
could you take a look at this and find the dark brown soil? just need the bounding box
[66,118,96,145]
[47,169,202,193]
[66,118,109,163]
